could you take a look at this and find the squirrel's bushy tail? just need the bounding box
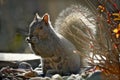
[54,5,96,55]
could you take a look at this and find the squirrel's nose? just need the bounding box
[26,37,31,43]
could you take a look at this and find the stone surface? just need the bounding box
[29,77,51,80]
[0,53,41,69]
[0,53,41,61]
[0,53,103,80]
[86,71,102,80]
[52,74,63,80]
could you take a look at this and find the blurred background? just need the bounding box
[0,0,95,53]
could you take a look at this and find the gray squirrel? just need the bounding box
[26,5,96,76]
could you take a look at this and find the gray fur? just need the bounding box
[27,5,96,76]
[27,13,81,76]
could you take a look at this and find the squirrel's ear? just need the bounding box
[34,13,40,21]
[43,13,49,24]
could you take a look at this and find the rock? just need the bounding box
[34,67,43,76]
[67,74,79,80]
[86,71,102,80]
[0,53,41,69]
[66,70,103,80]
[29,77,51,80]
[51,74,63,80]
[18,62,33,70]
[62,76,69,80]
